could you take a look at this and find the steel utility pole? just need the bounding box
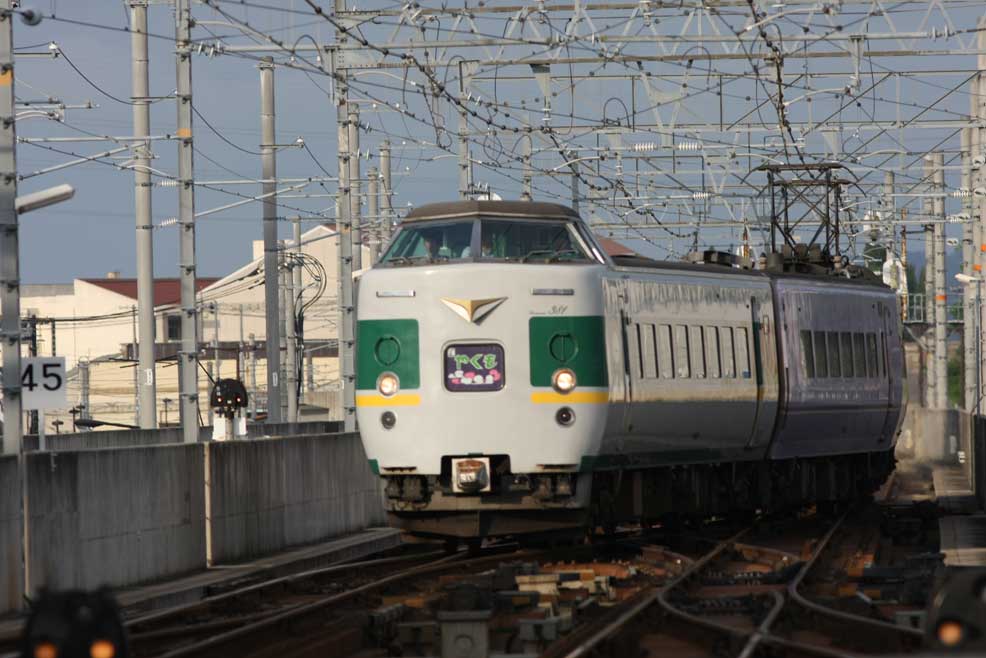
[367,166,379,264]
[285,244,298,423]
[976,20,986,418]
[457,61,475,200]
[260,57,281,424]
[132,0,157,429]
[348,106,362,271]
[933,152,948,409]
[331,25,355,432]
[0,1,19,455]
[522,135,533,201]
[924,156,936,408]
[379,140,393,248]
[175,0,198,443]
[292,215,302,398]
[963,128,976,412]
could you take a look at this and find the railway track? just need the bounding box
[546,507,928,658]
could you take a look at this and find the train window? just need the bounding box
[879,332,887,377]
[380,220,475,263]
[735,328,751,378]
[826,332,841,378]
[674,325,690,378]
[720,327,735,378]
[640,324,657,379]
[657,325,674,379]
[705,327,721,378]
[853,333,866,377]
[689,326,706,378]
[840,333,853,377]
[866,333,878,378]
[801,330,815,378]
[813,332,829,378]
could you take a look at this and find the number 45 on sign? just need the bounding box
[21,357,67,410]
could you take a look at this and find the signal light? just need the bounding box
[90,640,116,658]
[937,620,964,646]
[33,643,57,658]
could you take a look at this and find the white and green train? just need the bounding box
[355,201,905,540]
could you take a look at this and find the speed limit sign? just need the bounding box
[21,357,67,410]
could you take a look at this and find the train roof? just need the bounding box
[403,200,579,223]
[610,255,891,289]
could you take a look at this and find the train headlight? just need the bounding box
[377,372,400,397]
[552,368,577,394]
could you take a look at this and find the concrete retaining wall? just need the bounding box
[897,406,962,463]
[0,456,21,615]
[23,421,342,452]
[208,433,385,563]
[26,444,206,593]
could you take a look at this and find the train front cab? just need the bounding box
[354,201,613,539]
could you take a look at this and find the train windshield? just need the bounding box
[380,218,594,266]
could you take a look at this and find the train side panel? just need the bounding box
[769,278,905,460]
[597,268,780,467]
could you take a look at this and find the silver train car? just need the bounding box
[355,201,905,539]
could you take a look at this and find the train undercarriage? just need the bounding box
[384,450,897,540]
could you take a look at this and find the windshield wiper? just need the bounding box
[521,248,580,263]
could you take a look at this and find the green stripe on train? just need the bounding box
[529,316,608,387]
[356,319,420,390]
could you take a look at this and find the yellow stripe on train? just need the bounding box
[530,391,609,404]
[355,393,422,407]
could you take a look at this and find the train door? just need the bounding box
[744,296,767,449]
[878,302,902,443]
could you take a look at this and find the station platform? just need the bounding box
[0,526,401,638]
[939,516,986,567]
[932,465,978,514]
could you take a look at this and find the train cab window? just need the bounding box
[735,328,751,379]
[826,332,841,378]
[813,332,829,378]
[840,333,853,377]
[673,325,690,378]
[657,325,674,379]
[720,327,735,378]
[853,333,866,377]
[866,334,878,377]
[801,330,815,378]
[479,220,591,263]
[380,220,475,263]
[706,326,721,378]
[689,326,706,378]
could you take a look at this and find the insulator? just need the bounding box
[952,188,972,198]
[158,218,178,228]
[158,180,178,188]
[677,140,702,151]
[692,192,710,200]
[632,141,658,152]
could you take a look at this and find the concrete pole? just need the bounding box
[367,166,379,264]
[131,0,157,429]
[260,57,281,424]
[963,127,977,412]
[924,157,936,408]
[933,152,948,409]
[348,107,362,271]
[0,3,20,455]
[380,140,393,248]
[175,0,199,443]
[331,44,356,432]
